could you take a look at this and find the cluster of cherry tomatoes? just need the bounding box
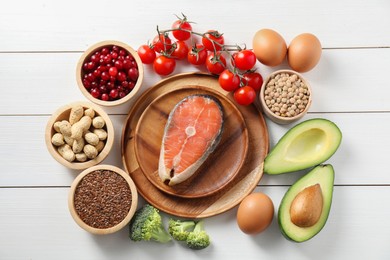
[137,14,263,106]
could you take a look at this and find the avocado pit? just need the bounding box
[290,183,323,227]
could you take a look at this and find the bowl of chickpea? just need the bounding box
[259,70,312,124]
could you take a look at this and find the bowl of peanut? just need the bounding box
[45,101,114,170]
[259,70,312,124]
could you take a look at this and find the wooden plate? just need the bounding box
[134,86,249,198]
[121,72,269,218]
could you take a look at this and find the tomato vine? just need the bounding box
[137,13,263,105]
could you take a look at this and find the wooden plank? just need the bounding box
[0,186,388,259]
[1,48,390,115]
[0,112,389,187]
[0,0,389,51]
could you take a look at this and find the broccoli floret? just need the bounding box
[186,220,210,250]
[129,204,172,243]
[168,219,196,241]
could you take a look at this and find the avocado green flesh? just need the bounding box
[278,164,334,242]
[264,118,342,175]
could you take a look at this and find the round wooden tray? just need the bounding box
[134,86,249,198]
[121,72,269,218]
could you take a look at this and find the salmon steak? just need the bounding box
[158,94,224,186]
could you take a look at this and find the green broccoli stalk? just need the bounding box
[168,219,196,241]
[186,220,210,250]
[129,204,172,243]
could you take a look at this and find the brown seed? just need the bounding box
[73,170,132,229]
[290,184,323,227]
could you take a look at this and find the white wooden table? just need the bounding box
[1,0,389,259]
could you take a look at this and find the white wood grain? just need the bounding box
[0,112,388,187]
[0,0,389,51]
[0,186,388,259]
[1,0,389,258]
[1,48,390,115]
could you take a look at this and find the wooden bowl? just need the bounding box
[259,69,312,124]
[45,101,114,170]
[68,165,138,235]
[76,40,144,107]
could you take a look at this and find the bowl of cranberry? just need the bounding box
[76,40,144,107]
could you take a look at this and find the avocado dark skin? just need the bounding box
[278,164,334,242]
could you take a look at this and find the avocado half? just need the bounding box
[278,164,334,242]
[264,118,342,175]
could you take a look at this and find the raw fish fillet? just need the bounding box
[158,94,224,186]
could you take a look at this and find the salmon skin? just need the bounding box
[158,94,224,186]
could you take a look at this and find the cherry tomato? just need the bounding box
[187,44,208,65]
[172,19,192,41]
[172,41,189,60]
[218,69,240,91]
[206,52,226,75]
[152,34,173,53]
[234,86,256,106]
[232,50,257,71]
[202,30,224,51]
[243,72,263,91]
[137,45,156,64]
[153,56,176,76]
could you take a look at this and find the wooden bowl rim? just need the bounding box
[259,69,312,125]
[133,86,249,198]
[68,164,138,235]
[45,101,114,170]
[76,40,144,107]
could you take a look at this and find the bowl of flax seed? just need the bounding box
[68,164,138,235]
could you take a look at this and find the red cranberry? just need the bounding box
[122,60,131,70]
[127,81,135,89]
[101,93,109,101]
[128,68,139,81]
[90,88,100,98]
[107,81,115,90]
[114,60,123,70]
[108,67,118,77]
[121,81,129,88]
[111,51,118,60]
[109,89,119,99]
[117,71,127,82]
[101,71,110,81]
[101,48,109,55]
[119,91,127,99]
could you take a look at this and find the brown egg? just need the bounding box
[287,33,322,72]
[237,192,274,234]
[252,29,287,67]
